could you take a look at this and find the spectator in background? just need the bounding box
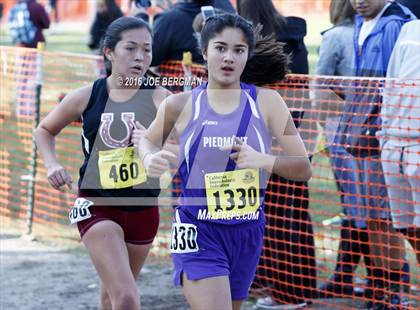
[48,0,59,24]
[150,0,174,23]
[380,19,420,264]
[316,0,355,78]
[155,0,173,9]
[129,0,151,23]
[335,1,415,308]
[151,0,235,67]
[0,2,4,23]
[317,0,412,301]
[238,1,316,309]
[315,0,373,299]
[130,0,173,25]
[8,0,50,119]
[88,0,123,52]
[238,0,309,74]
[8,0,50,48]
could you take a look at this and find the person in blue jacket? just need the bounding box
[335,1,415,309]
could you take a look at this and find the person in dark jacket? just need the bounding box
[151,0,235,66]
[88,0,123,52]
[238,1,315,308]
[275,17,308,74]
[398,0,419,17]
[238,0,308,74]
[9,0,50,48]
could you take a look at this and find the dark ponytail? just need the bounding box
[241,25,289,85]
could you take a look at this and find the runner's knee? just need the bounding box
[111,288,139,310]
[100,286,112,310]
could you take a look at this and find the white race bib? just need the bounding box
[170,223,198,254]
[69,198,93,224]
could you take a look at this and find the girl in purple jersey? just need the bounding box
[139,14,311,310]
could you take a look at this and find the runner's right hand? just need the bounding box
[131,121,146,149]
[47,163,73,191]
[143,150,177,178]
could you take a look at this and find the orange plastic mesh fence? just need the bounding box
[1,51,419,307]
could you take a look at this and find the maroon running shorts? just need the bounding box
[77,205,159,245]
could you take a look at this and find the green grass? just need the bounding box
[0,25,91,54]
[0,20,325,72]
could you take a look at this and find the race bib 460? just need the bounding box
[205,168,260,219]
[98,146,147,189]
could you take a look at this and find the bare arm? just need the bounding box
[152,86,172,110]
[131,86,172,149]
[238,89,311,181]
[224,89,311,182]
[258,89,312,181]
[152,87,179,159]
[34,84,92,189]
[139,92,190,177]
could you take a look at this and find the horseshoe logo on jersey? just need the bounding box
[99,112,136,148]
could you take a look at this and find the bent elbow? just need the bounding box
[34,125,55,144]
[33,126,42,142]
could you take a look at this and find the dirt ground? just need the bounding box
[0,229,188,310]
[0,221,267,310]
[0,229,364,310]
[2,221,409,310]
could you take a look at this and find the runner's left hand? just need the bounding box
[222,137,266,169]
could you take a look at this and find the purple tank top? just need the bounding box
[177,82,271,224]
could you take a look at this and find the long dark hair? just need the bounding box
[241,25,289,85]
[102,17,152,76]
[238,0,286,37]
[329,0,356,25]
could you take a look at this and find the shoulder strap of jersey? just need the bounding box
[84,78,108,115]
[190,81,206,122]
[181,82,253,172]
[224,84,253,171]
